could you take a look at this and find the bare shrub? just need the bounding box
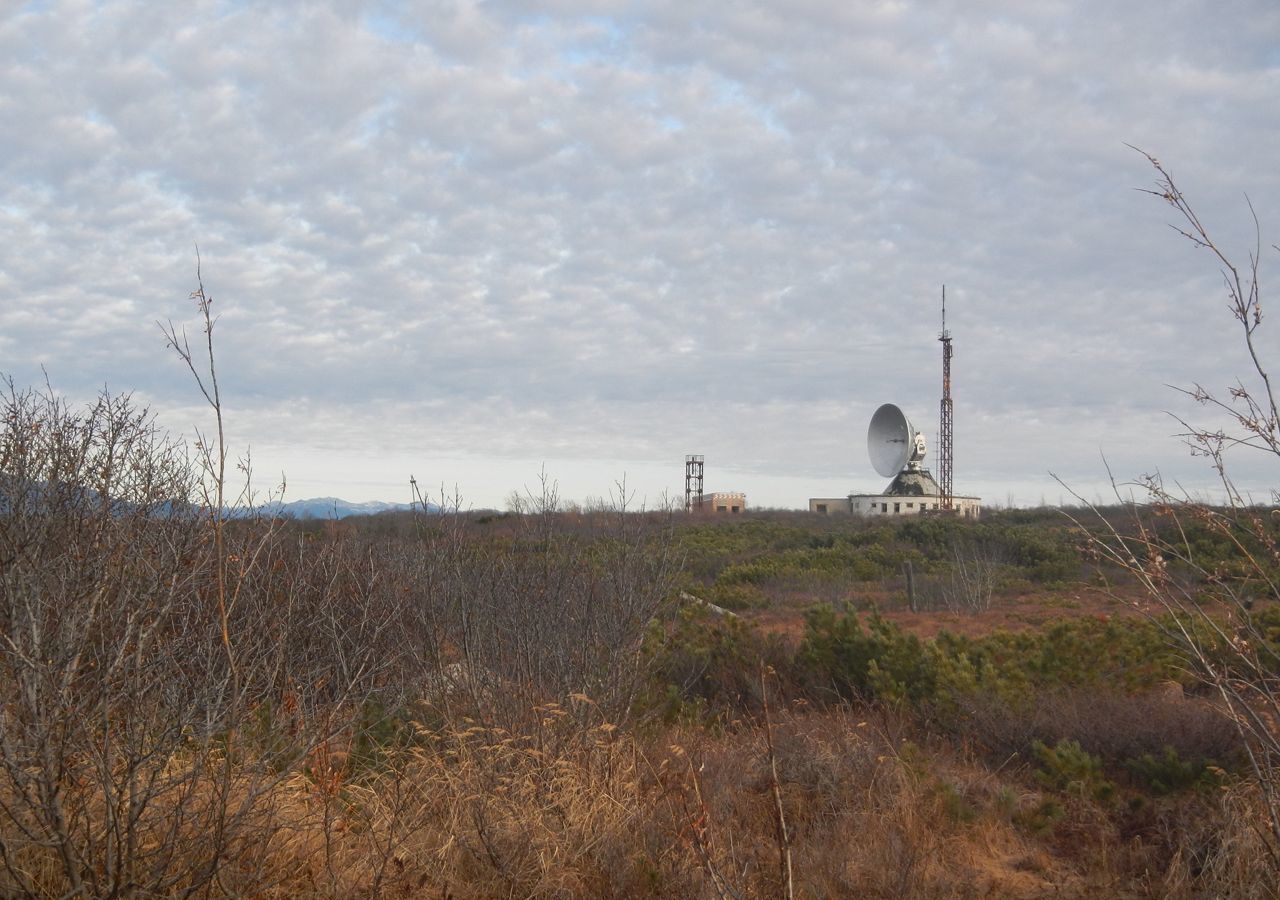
[942,539,1004,613]
[906,539,1005,613]
[411,473,682,736]
[0,274,407,895]
[1062,150,1280,866]
[0,383,221,895]
[955,686,1243,767]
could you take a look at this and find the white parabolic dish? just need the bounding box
[868,403,913,478]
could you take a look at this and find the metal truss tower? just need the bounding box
[684,454,705,513]
[938,287,954,511]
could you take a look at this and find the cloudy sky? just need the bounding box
[3,0,1279,510]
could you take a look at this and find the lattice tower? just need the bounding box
[938,287,954,511]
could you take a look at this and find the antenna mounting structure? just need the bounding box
[685,454,704,512]
[938,286,954,511]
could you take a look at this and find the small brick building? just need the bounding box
[694,491,746,514]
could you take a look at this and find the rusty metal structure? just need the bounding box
[684,454,705,513]
[938,286,954,512]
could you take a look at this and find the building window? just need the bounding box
[731,505,740,513]
[893,502,900,513]
[881,503,888,513]
[816,503,827,514]
[906,502,913,509]
[717,506,727,512]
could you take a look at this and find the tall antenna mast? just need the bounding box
[938,286,954,512]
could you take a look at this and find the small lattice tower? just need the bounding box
[685,454,705,512]
[938,287,954,511]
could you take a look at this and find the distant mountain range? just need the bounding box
[0,474,431,521]
[248,497,421,520]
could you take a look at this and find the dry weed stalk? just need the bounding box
[760,664,794,900]
[1060,149,1280,869]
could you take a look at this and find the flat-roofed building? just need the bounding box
[695,491,746,514]
[809,491,980,518]
[810,467,980,518]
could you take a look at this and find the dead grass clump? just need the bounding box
[251,718,696,898]
[1181,785,1280,899]
[654,708,1076,898]
[8,700,1270,898]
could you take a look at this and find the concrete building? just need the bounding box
[694,491,746,514]
[810,468,981,519]
[809,492,981,518]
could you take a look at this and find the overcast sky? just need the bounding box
[3,0,1279,510]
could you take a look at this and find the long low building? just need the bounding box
[810,467,981,518]
[809,493,981,518]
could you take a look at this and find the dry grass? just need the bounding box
[4,703,1277,898]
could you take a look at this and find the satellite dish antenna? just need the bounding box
[868,403,926,478]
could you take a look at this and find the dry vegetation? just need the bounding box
[2,382,1277,897]
[3,155,1279,897]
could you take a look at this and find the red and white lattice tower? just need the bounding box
[938,286,954,512]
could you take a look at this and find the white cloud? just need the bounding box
[2,0,1278,508]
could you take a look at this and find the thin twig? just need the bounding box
[760,664,793,900]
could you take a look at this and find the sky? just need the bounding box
[3,0,1279,511]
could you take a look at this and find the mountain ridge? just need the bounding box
[250,496,420,519]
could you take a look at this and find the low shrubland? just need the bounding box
[4,242,1280,893]
[674,512,1084,618]
[3,376,1275,896]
